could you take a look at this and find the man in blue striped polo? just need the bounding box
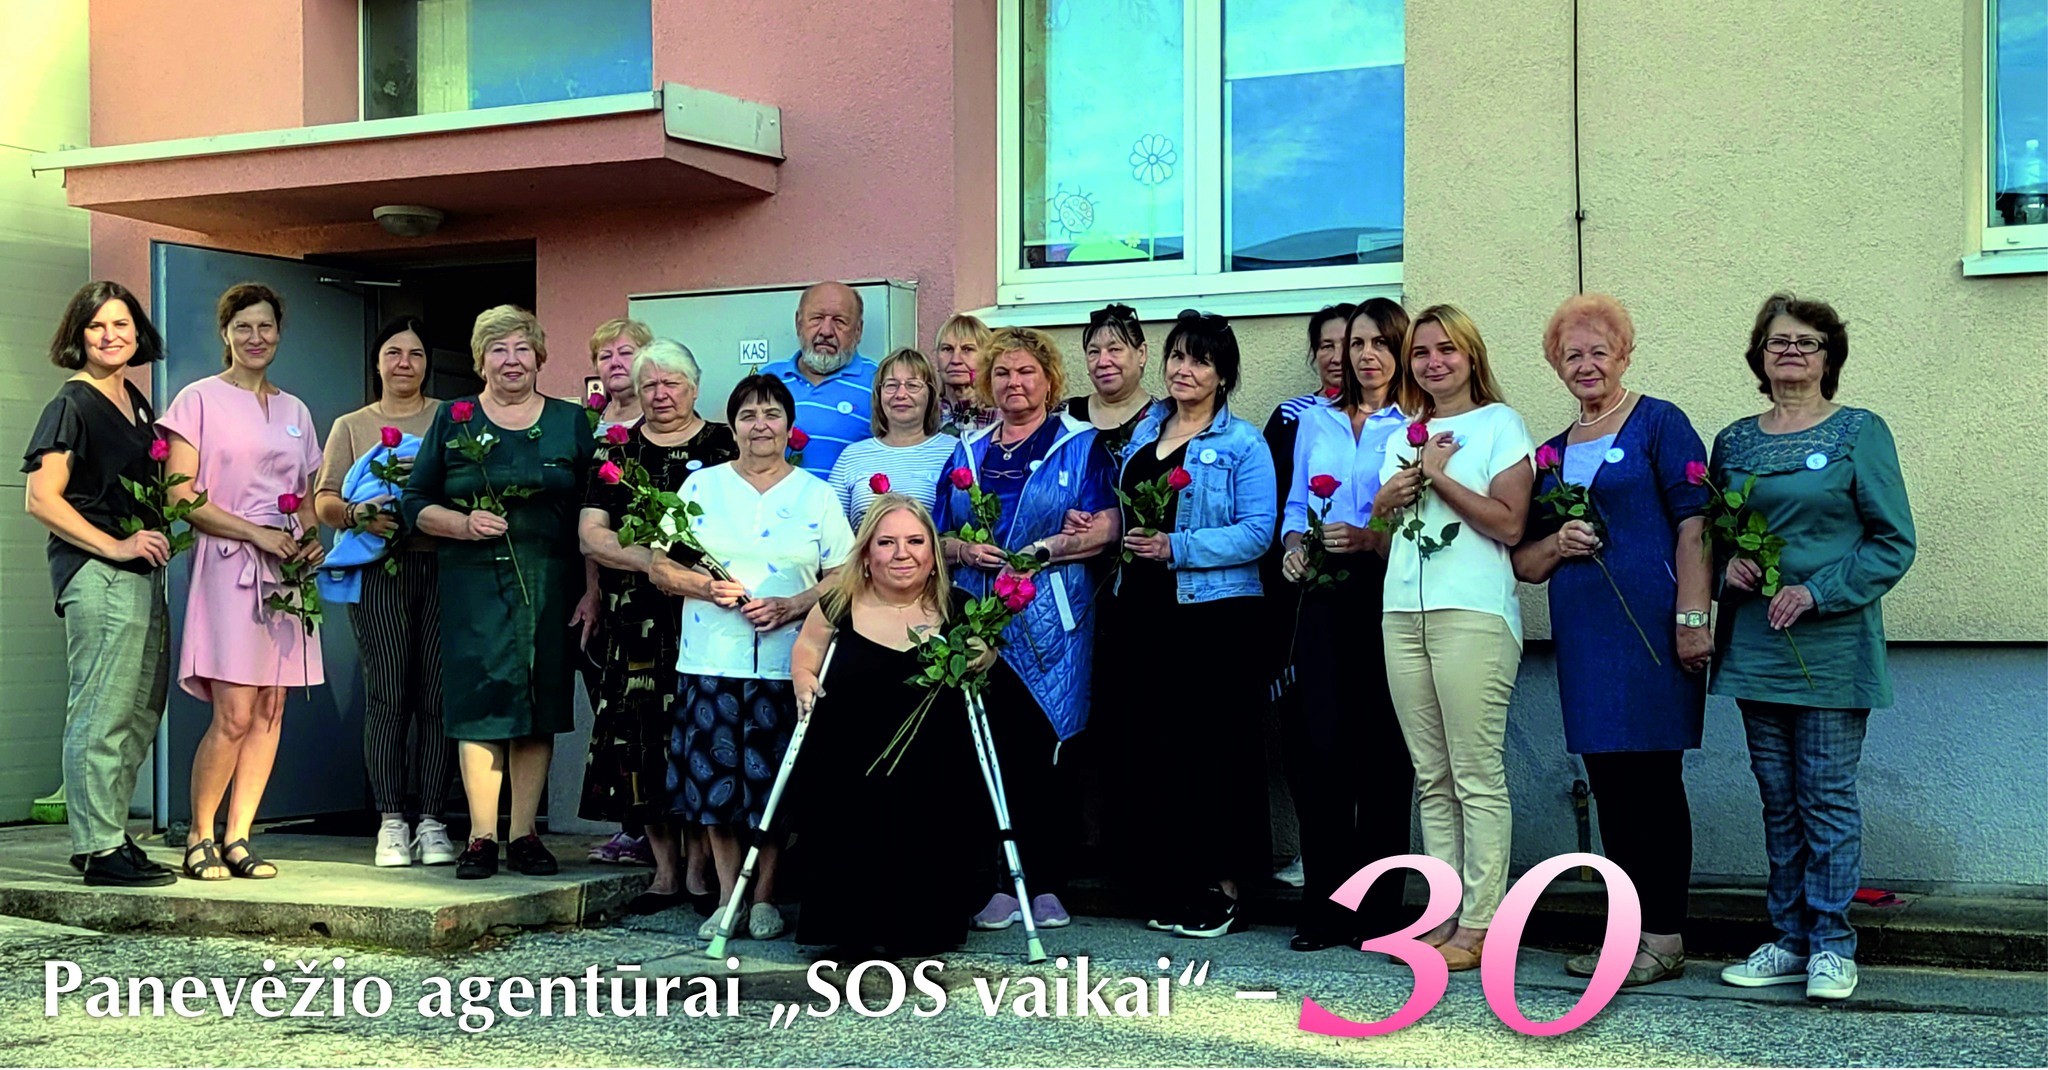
[762,281,879,475]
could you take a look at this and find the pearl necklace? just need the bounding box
[1577,388,1629,427]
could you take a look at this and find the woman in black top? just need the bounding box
[1066,303,1155,462]
[22,281,177,888]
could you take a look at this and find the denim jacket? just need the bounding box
[1118,399,1275,603]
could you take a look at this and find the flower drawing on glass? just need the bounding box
[1130,133,1178,186]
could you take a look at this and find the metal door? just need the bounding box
[151,242,372,824]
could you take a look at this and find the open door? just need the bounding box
[150,242,373,826]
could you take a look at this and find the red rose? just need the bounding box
[148,437,170,462]
[1685,461,1708,486]
[278,492,303,514]
[1406,422,1429,448]
[869,473,891,494]
[450,400,475,423]
[586,392,608,411]
[1166,466,1192,492]
[949,466,975,490]
[1001,574,1038,613]
[788,427,810,450]
[1308,474,1341,500]
[1320,386,1341,399]
[1535,443,1562,471]
[597,460,624,484]
[604,423,632,445]
[380,425,403,449]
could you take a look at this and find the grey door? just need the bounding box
[151,242,372,824]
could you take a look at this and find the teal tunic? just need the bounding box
[402,397,595,739]
[1707,407,1916,709]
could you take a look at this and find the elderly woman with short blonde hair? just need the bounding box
[589,317,654,433]
[402,305,597,881]
[934,314,996,436]
[1511,292,1712,987]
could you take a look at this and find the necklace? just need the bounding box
[1577,388,1629,427]
[994,419,1042,461]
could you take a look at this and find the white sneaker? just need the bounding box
[1720,942,1808,987]
[1273,855,1306,888]
[1805,951,1859,1000]
[413,817,458,866]
[697,912,723,942]
[374,818,412,867]
[748,901,786,940]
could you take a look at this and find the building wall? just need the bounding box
[1,0,93,821]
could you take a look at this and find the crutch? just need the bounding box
[705,638,835,960]
[965,688,1048,964]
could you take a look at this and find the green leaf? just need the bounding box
[1439,522,1461,543]
[1724,492,1744,509]
[1737,533,1762,551]
[119,517,144,536]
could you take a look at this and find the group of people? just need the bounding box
[27,275,1914,998]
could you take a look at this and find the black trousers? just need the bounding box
[350,551,454,817]
[1582,749,1693,935]
[1284,553,1419,940]
[980,660,1075,898]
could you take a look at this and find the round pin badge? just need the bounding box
[777,505,794,519]
[836,401,854,414]
[1199,448,1218,465]
[1806,451,1828,470]
[686,459,703,470]
[286,425,302,438]
[1029,459,1044,472]
[1605,446,1626,464]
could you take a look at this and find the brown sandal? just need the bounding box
[183,838,229,881]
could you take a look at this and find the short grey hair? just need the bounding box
[631,337,702,389]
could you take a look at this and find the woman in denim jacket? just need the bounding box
[1100,310,1276,939]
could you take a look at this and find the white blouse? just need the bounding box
[1378,403,1536,640]
[1282,404,1409,538]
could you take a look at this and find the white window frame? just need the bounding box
[995,0,1403,308]
[1984,0,2048,256]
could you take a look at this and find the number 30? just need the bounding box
[1297,852,1642,1038]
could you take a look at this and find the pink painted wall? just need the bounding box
[86,0,999,400]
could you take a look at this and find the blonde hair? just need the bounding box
[977,327,1068,411]
[589,317,653,361]
[871,348,944,436]
[1542,293,1636,368]
[820,494,952,622]
[935,313,994,359]
[471,305,547,375]
[1398,304,1507,417]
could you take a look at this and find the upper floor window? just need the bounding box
[1000,0,1404,304]
[361,0,653,120]
[1989,0,2047,252]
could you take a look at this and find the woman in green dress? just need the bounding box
[1708,293,1915,1003]
[402,305,598,880]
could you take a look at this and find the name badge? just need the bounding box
[1605,447,1626,464]
[1806,451,1828,470]
[1051,572,1077,632]
[1199,448,1218,465]
[286,425,303,438]
[1055,468,1066,486]
[836,401,854,414]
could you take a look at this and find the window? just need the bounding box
[1988,0,2048,252]
[1001,0,1404,304]
[361,0,653,120]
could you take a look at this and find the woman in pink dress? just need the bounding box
[158,283,326,881]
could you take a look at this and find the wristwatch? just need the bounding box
[1675,610,1708,629]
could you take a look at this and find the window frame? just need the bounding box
[995,0,1404,308]
[1984,0,2048,256]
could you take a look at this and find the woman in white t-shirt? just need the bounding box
[1369,304,1535,973]
[663,374,856,942]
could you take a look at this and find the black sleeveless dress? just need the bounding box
[793,602,983,953]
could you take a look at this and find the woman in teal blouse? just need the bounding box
[1709,293,1915,1003]
[403,306,597,881]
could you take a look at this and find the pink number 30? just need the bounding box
[1297,852,1641,1038]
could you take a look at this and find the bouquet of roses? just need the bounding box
[1533,444,1660,665]
[263,492,322,698]
[119,435,204,559]
[448,400,533,603]
[871,570,1040,776]
[1112,465,1189,565]
[1688,460,1812,687]
[1368,421,1461,559]
[594,453,749,603]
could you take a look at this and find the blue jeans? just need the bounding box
[1738,701,1870,959]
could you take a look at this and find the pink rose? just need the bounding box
[278,492,303,515]
[993,571,1019,599]
[597,460,624,485]
[869,473,891,494]
[1535,443,1562,471]
[1166,466,1192,492]
[949,466,975,491]
[604,423,632,445]
[148,436,170,462]
[1001,575,1038,613]
[450,400,475,423]
[1685,460,1708,486]
[587,392,608,411]
[788,427,810,451]
[380,425,403,449]
[1308,474,1341,500]
[1406,422,1430,448]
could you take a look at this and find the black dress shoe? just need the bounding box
[456,838,499,880]
[83,847,177,887]
[506,833,558,876]
[123,837,171,874]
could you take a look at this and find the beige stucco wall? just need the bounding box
[0,0,92,821]
[1052,0,2046,643]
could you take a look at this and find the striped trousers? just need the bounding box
[349,551,454,817]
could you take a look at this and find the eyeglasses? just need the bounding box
[880,379,929,396]
[1763,336,1824,355]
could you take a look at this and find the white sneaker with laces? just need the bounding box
[1720,942,1808,987]
[413,817,458,866]
[1805,951,1859,1000]
[374,818,412,868]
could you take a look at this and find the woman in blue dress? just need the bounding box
[1511,293,1711,987]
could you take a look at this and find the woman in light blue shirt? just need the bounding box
[827,349,958,528]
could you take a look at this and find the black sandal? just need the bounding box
[220,838,277,879]
[183,838,230,881]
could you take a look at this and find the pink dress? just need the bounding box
[158,375,326,701]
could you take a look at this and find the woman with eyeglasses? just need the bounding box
[1709,293,1914,1002]
[1066,303,1155,462]
[827,349,960,528]
[1276,298,1416,951]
